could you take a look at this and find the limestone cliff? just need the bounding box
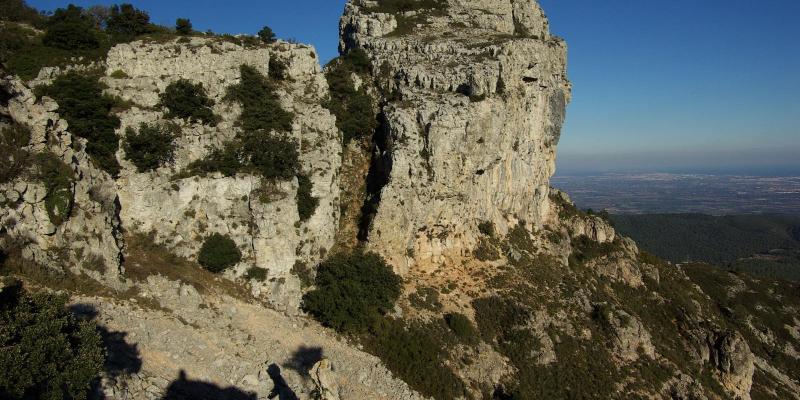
[340,0,571,271]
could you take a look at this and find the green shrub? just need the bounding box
[409,286,442,311]
[0,123,32,184]
[324,51,377,143]
[473,296,530,342]
[368,0,448,14]
[159,79,218,125]
[366,319,468,400]
[123,123,177,172]
[444,312,477,342]
[106,3,151,41]
[302,250,401,333]
[296,174,319,222]
[246,132,300,179]
[175,18,192,35]
[35,71,122,176]
[33,152,74,226]
[269,56,288,80]
[186,141,243,177]
[291,260,313,288]
[258,26,276,43]
[244,266,268,282]
[42,5,100,50]
[109,69,129,79]
[478,221,495,237]
[198,233,241,273]
[0,283,105,400]
[474,238,500,261]
[225,64,293,133]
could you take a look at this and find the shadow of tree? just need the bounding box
[161,370,258,400]
[267,364,299,400]
[283,345,323,376]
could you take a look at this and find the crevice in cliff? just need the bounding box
[357,111,393,242]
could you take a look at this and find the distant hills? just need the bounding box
[612,214,800,280]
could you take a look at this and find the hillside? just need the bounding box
[613,214,800,280]
[1,1,800,399]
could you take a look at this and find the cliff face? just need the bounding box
[340,0,571,271]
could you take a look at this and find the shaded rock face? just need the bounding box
[339,0,571,272]
[712,332,755,400]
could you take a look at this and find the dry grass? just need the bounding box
[123,232,254,302]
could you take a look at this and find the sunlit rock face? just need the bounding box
[340,0,571,272]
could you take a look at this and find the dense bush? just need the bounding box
[0,283,104,400]
[244,266,268,282]
[324,50,377,143]
[246,132,300,179]
[444,312,477,342]
[175,18,192,35]
[198,233,242,273]
[366,319,468,400]
[225,64,293,133]
[106,3,152,40]
[159,79,218,125]
[0,123,32,184]
[268,56,288,80]
[302,250,401,333]
[296,174,319,222]
[42,5,99,50]
[258,26,276,43]
[35,71,122,176]
[369,0,448,13]
[186,141,243,177]
[123,123,177,172]
[34,152,75,226]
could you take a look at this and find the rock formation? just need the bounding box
[340,0,571,271]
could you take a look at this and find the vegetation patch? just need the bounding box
[302,250,401,333]
[0,283,104,400]
[225,64,293,133]
[198,233,242,273]
[444,312,478,343]
[35,71,122,176]
[33,152,75,226]
[324,49,377,144]
[159,79,219,125]
[123,122,178,172]
[296,174,319,222]
[244,266,268,282]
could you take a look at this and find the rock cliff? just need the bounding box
[340,0,571,271]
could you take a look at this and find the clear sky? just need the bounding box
[29,0,800,174]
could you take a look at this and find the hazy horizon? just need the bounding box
[28,0,800,173]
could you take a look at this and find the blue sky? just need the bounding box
[29,0,800,173]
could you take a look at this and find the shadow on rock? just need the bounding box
[162,370,258,400]
[267,364,299,400]
[284,345,323,376]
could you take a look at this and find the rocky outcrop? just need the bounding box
[340,0,571,271]
[0,78,123,284]
[105,38,341,312]
[310,359,341,400]
[712,332,755,400]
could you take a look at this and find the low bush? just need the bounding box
[368,0,447,14]
[0,0,47,27]
[35,71,122,176]
[198,233,241,273]
[302,250,401,333]
[0,123,32,184]
[245,132,300,179]
[159,79,218,125]
[0,283,105,400]
[186,141,243,177]
[268,56,288,80]
[123,123,177,172]
[33,152,75,226]
[244,266,268,282]
[478,220,495,237]
[366,319,468,400]
[296,174,319,222]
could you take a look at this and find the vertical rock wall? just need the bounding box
[340,0,571,271]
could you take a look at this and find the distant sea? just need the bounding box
[551,172,800,215]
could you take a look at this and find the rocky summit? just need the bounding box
[1,1,799,399]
